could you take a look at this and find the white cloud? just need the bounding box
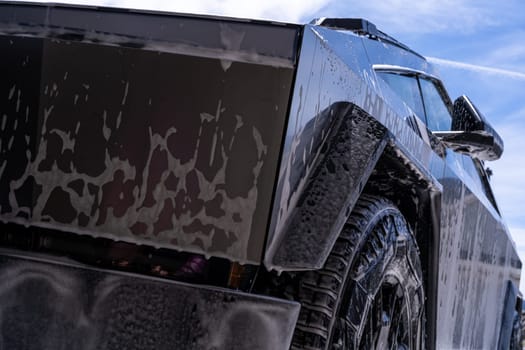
[18,0,521,31]
[12,0,333,23]
[476,37,525,74]
[325,0,507,35]
[12,0,524,35]
[483,40,525,63]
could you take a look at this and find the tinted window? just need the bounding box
[378,69,497,210]
[378,71,452,131]
[378,73,426,121]
[419,78,452,131]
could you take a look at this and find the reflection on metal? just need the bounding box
[264,22,520,349]
[0,251,300,349]
[0,6,298,264]
[0,3,521,350]
[436,95,504,161]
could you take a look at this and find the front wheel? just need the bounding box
[291,195,425,350]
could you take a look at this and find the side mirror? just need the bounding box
[433,95,503,161]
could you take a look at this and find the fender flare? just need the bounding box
[264,103,442,272]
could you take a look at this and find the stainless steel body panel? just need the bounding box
[0,3,299,264]
[0,4,521,349]
[0,249,300,349]
[265,24,521,349]
[265,25,443,270]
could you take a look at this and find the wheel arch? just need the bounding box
[263,103,443,347]
[265,102,442,276]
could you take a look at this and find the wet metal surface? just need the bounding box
[0,4,522,349]
[0,5,299,264]
[265,25,442,271]
[265,23,521,349]
[0,250,300,349]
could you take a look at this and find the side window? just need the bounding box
[419,78,452,131]
[377,72,426,121]
[377,71,452,131]
[377,69,499,210]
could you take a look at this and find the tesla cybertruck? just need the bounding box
[0,3,521,349]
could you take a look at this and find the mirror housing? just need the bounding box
[433,95,503,161]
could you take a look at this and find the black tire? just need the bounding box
[290,195,425,350]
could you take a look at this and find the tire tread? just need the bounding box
[291,194,393,350]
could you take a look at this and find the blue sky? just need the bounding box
[11,0,525,286]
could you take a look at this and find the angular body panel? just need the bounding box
[435,151,520,348]
[0,3,521,350]
[0,250,300,349]
[265,24,521,348]
[0,3,299,264]
[265,26,442,270]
